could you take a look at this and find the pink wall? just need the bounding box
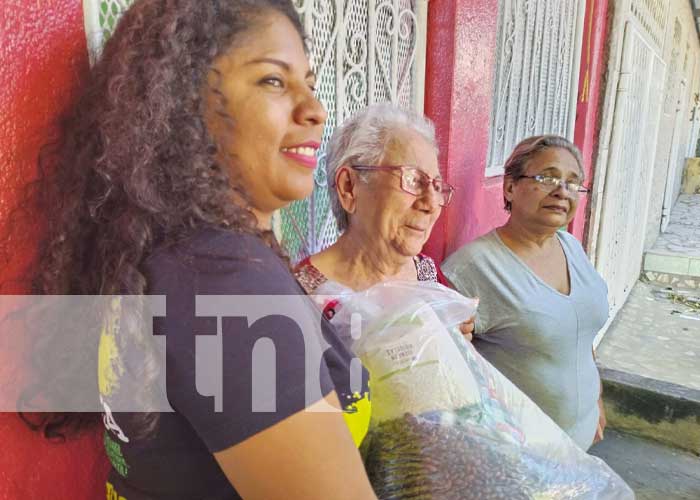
[0,1,109,498]
[424,0,610,262]
[423,0,505,262]
[571,0,610,243]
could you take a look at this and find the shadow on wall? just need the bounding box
[0,2,109,499]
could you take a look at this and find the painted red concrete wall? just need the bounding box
[425,0,610,261]
[0,1,109,498]
[571,0,610,243]
[423,0,504,262]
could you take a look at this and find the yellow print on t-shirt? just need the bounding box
[342,388,371,447]
[106,481,126,500]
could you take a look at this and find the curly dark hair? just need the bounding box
[15,0,305,440]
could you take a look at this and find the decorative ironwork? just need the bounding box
[486,0,585,177]
[83,0,134,61]
[280,0,424,262]
[663,19,684,115]
[630,0,668,49]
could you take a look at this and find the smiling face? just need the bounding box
[504,147,583,229]
[349,130,442,257]
[205,11,327,224]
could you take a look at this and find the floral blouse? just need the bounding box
[294,254,444,320]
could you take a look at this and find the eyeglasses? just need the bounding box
[518,174,590,195]
[350,165,455,207]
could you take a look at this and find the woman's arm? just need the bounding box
[592,347,606,443]
[214,391,377,500]
[441,274,477,341]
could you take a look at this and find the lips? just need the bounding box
[281,141,321,170]
[543,205,568,214]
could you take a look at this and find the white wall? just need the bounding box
[643,0,700,246]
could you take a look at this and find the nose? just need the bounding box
[415,183,441,213]
[294,89,328,127]
[550,182,569,198]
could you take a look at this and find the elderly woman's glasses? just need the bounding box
[351,165,455,207]
[519,174,590,195]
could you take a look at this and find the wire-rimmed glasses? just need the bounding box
[350,165,455,207]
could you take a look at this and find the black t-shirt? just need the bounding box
[99,228,371,499]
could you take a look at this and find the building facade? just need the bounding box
[1,0,699,497]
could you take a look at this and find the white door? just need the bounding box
[594,22,666,318]
[661,79,688,231]
[686,99,700,158]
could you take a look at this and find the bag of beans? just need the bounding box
[328,281,633,500]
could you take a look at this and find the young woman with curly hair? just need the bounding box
[18,0,376,498]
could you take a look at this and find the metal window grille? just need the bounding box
[280,0,427,262]
[83,0,428,263]
[486,0,586,177]
[663,19,684,115]
[83,0,133,62]
[630,0,668,49]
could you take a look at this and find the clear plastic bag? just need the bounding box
[326,281,634,500]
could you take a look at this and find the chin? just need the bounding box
[284,178,316,202]
[403,242,425,258]
[541,211,569,222]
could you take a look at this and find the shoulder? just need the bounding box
[440,231,506,295]
[443,231,500,270]
[294,257,328,294]
[145,228,296,295]
[556,231,589,259]
[415,254,441,283]
[154,227,280,262]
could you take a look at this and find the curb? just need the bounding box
[599,366,700,456]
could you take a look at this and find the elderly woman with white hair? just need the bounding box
[295,103,474,336]
[441,135,608,451]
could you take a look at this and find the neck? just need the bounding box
[322,228,414,289]
[251,208,273,231]
[499,217,558,249]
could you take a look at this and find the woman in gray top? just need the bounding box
[441,135,608,450]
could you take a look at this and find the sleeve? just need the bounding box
[415,253,444,284]
[440,247,490,334]
[148,233,335,453]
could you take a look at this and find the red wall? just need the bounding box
[423,0,505,262]
[571,0,610,243]
[424,0,610,260]
[0,1,109,498]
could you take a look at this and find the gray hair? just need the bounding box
[325,103,437,231]
[503,134,584,212]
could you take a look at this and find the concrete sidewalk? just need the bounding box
[590,430,700,500]
[595,279,700,455]
[644,194,700,289]
[596,194,700,455]
[597,280,700,391]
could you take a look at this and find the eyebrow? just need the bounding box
[244,57,316,80]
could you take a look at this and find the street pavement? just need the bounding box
[589,429,700,500]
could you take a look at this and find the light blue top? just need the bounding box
[441,229,609,449]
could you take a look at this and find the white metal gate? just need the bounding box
[486,0,586,177]
[279,0,428,262]
[83,0,428,262]
[83,0,130,62]
[594,22,666,317]
[661,78,689,231]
